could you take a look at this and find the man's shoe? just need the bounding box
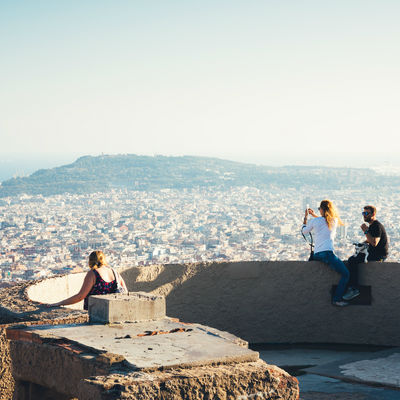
[332,300,349,307]
[343,287,360,301]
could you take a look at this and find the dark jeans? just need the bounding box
[346,253,386,289]
[313,251,350,302]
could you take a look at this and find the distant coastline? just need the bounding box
[1,152,400,183]
[1,153,400,198]
[1,152,400,189]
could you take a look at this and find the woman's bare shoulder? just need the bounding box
[85,269,96,280]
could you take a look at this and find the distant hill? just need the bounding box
[0,154,399,197]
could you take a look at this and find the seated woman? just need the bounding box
[47,250,127,309]
[302,200,350,307]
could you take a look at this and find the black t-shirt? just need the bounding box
[367,220,389,260]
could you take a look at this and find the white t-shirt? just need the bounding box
[302,217,337,254]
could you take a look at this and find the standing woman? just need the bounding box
[48,250,127,309]
[302,200,349,306]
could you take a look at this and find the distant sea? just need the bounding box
[0,154,79,183]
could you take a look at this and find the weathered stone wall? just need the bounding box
[121,261,400,346]
[0,328,14,400]
[77,360,299,400]
[4,318,299,400]
[7,333,110,399]
[19,261,400,346]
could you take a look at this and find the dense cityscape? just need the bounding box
[1,186,399,284]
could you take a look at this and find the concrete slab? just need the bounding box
[257,348,376,368]
[23,318,258,371]
[257,346,400,400]
[305,348,400,389]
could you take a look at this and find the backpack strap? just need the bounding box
[301,228,314,260]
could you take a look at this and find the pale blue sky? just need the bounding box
[1,1,399,167]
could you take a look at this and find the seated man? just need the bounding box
[343,205,389,300]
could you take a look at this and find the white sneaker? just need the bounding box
[343,287,360,301]
[332,300,349,307]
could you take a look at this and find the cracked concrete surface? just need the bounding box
[23,318,258,370]
[340,352,400,388]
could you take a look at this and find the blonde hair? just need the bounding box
[319,200,344,230]
[88,250,107,269]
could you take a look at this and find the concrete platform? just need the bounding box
[20,318,258,371]
[256,345,400,400]
[305,347,400,390]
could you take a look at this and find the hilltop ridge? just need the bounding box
[0,154,398,197]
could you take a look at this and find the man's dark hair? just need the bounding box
[364,205,376,215]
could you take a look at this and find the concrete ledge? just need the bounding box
[3,261,400,346]
[26,272,86,310]
[122,261,400,346]
[88,292,166,324]
[0,280,87,326]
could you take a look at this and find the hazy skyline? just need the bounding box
[1,1,399,168]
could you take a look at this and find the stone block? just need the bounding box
[88,292,166,323]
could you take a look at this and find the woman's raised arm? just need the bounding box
[47,270,96,307]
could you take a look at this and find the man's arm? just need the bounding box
[361,223,381,247]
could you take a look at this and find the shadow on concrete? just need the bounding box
[123,264,188,295]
